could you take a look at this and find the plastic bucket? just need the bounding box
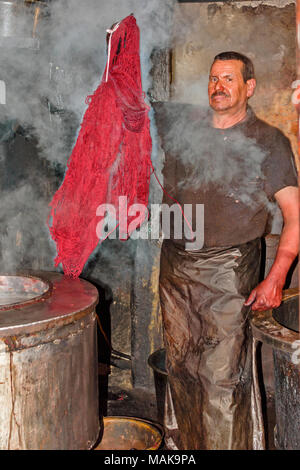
[95,417,164,450]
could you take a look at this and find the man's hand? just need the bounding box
[244,276,284,311]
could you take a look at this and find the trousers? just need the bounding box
[159,238,265,450]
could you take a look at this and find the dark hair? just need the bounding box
[212,51,255,83]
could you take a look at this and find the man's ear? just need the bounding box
[246,78,256,98]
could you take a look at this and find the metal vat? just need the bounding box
[272,291,299,333]
[0,271,99,450]
[251,288,300,450]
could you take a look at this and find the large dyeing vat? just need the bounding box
[0,271,99,450]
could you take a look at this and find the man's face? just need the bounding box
[208,59,255,113]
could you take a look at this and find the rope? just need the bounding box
[105,22,120,82]
[150,163,194,240]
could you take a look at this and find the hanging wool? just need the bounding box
[48,15,152,278]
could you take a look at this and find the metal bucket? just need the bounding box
[0,271,100,450]
[95,417,164,450]
[148,348,168,423]
[251,288,300,450]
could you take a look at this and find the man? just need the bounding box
[154,51,298,450]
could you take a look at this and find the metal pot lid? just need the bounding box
[0,274,51,310]
[0,271,99,336]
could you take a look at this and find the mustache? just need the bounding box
[211,91,230,98]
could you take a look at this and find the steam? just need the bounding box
[0,0,176,273]
[0,184,56,272]
[0,0,281,275]
[0,0,175,164]
[156,102,277,215]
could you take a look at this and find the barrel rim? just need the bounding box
[250,288,299,353]
[0,273,53,312]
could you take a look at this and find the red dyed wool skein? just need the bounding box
[48,15,152,278]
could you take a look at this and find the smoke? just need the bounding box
[155,102,277,213]
[0,184,57,272]
[0,0,176,164]
[0,0,176,274]
[0,0,282,275]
